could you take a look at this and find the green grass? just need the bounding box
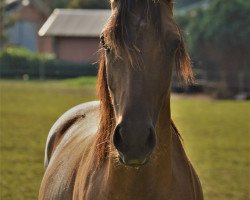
[171,99,250,200]
[0,78,249,200]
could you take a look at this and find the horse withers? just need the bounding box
[39,0,203,199]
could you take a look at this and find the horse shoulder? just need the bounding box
[44,101,100,168]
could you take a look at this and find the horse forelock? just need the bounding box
[103,0,164,67]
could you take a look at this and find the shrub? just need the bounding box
[0,47,98,79]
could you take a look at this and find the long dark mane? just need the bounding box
[95,0,193,169]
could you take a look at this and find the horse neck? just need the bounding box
[153,92,173,181]
[157,92,172,149]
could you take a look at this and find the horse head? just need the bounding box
[99,0,193,167]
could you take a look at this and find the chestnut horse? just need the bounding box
[39,0,203,199]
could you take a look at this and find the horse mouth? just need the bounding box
[118,156,149,168]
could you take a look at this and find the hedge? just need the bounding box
[0,47,98,79]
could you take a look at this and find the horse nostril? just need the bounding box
[146,127,156,151]
[113,125,124,152]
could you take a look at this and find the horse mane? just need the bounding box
[93,0,193,170]
[95,50,115,166]
[175,26,194,83]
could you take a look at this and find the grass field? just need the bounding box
[0,78,249,200]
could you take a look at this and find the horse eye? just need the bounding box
[100,35,111,53]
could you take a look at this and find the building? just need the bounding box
[4,0,52,52]
[39,9,111,63]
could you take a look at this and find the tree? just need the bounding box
[41,0,70,9]
[41,0,201,10]
[178,0,250,98]
[174,0,203,9]
[0,1,17,47]
[41,0,109,9]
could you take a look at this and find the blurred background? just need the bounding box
[0,0,249,199]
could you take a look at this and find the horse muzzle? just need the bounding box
[113,123,156,167]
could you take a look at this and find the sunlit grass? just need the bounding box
[0,79,249,200]
[171,99,250,200]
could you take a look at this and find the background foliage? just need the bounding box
[174,0,202,8]
[177,0,250,98]
[180,0,250,56]
[41,0,202,9]
[42,0,109,9]
[0,47,98,79]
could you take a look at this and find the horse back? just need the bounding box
[39,101,100,200]
[44,101,100,167]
